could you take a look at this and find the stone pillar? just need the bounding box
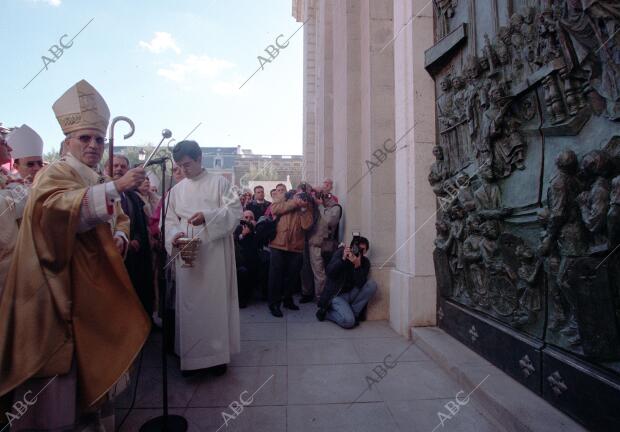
[315,0,334,182]
[331,0,362,234]
[300,1,318,184]
[390,0,438,337]
[355,0,395,320]
[294,0,435,327]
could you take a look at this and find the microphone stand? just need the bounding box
[140,157,188,432]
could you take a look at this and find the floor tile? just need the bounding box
[240,303,283,324]
[115,408,186,432]
[189,366,286,407]
[287,402,400,432]
[230,340,287,366]
[286,301,321,323]
[387,399,502,432]
[287,338,361,365]
[240,322,286,341]
[110,311,528,432]
[184,406,286,432]
[117,366,200,409]
[140,342,174,368]
[287,320,399,340]
[353,337,430,363]
[287,364,383,404]
[375,361,462,401]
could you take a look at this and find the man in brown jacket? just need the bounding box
[268,184,315,317]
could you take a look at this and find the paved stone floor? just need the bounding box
[115,300,502,431]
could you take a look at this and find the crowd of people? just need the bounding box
[0,79,376,431]
[233,179,377,328]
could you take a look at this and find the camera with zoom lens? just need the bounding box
[350,231,362,257]
[296,191,313,202]
[315,190,332,201]
[239,219,254,231]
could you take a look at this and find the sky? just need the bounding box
[0,0,303,155]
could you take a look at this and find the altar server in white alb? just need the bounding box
[0,124,44,292]
[165,140,242,375]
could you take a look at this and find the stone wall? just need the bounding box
[294,0,436,331]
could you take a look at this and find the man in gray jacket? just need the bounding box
[301,191,342,302]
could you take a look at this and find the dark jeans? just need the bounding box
[268,247,303,306]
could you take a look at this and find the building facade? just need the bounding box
[115,145,303,188]
[294,0,436,328]
[295,0,620,429]
[235,153,304,190]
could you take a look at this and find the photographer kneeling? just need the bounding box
[316,236,377,328]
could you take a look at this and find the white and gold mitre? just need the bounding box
[52,79,110,135]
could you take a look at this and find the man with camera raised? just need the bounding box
[267,182,315,317]
[300,189,342,303]
[316,235,377,328]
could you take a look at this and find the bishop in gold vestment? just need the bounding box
[0,80,150,431]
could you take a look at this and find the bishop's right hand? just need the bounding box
[114,167,146,192]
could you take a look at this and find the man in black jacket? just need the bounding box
[316,236,377,328]
[246,185,271,220]
[234,210,261,308]
[113,155,154,316]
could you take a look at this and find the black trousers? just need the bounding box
[268,247,303,306]
[237,265,257,306]
[257,249,271,300]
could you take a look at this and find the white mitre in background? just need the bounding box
[7,124,43,159]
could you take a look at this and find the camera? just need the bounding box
[295,191,313,202]
[350,231,362,257]
[239,219,254,231]
[315,190,332,201]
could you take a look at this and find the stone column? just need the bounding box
[331,0,362,232]
[390,0,437,337]
[294,0,435,328]
[299,0,318,184]
[354,0,395,320]
[315,0,334,182]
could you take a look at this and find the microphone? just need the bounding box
[144,156,170,166]
[143,129,173,167]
